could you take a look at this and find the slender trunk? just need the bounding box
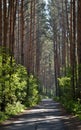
[0,0,2,46]
[77,0,81,98]
[21,0,24,65]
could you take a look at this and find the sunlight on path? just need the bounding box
[0,99,81,130]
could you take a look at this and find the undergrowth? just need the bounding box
[0,102,25,123]
[54,96,81,120]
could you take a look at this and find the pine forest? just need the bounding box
[0,0,81,124]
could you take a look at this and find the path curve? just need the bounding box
[0,99,81,130]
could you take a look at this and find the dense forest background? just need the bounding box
[0,0,81,121]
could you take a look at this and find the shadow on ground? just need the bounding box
[0,99,81,130]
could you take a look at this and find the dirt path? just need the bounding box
[0,99,81,130]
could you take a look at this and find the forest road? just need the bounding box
[0,99,81,130]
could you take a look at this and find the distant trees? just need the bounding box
[1,0,81,112]
[47,0,81,100]
[48,0,68,96]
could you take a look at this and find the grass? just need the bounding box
[0,98,41,123]
[54,96,81,120]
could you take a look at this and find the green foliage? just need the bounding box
[0,102,25,123]
[58,77,71,99]
[0,47,41,122]
[59,97,81,119]
[53,96,60,101]
[73,99,81,115]
[58,77,71,88]
[0,112,9,123]
[60,98,75,113]
[0,56,16,107]
[0,53,28,106]
[11,64,27,103]
[26,75,39,107]
[57,68,81,120]
[5,102,25,116]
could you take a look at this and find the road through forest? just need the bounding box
[0,99,81,130]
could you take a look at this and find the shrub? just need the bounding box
[5,102,25,116]
[0,47,41,122]
[58,77,71,99]
[26,75,39,107]
[0,112,8,122]
[0,49,28,109]
[10,64,27,103]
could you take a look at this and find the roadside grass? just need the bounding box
[0,97,41,123]
[54,96,81,120]
[0,102,25,123]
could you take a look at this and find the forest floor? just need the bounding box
[0,99,81,130]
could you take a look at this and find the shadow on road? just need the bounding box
[0,99,81,130]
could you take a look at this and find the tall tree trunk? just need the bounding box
[21,0,24,65]
[0,0,2,46]
[77,0,81,98]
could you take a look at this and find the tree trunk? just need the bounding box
[77,0,81,98]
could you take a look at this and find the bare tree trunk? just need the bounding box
[0,0,2,46]
[21,0,24,65]
[77,0,81,98]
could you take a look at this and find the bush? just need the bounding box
[26,75,39,107]
[0,47,41,122]
[0,112,8,122]
[10,64,27,103]
[0,48,28,109]
[58,77,71,99]
[5,102,25,116]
